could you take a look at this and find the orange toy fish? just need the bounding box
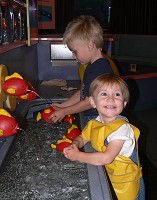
[0,109,19,138]
[3,73,28,96]
[36,106,55,123]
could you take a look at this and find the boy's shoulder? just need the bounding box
[93,57,108,64]
[86,57,112,74]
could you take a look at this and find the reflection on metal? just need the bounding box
[51,43,77,67]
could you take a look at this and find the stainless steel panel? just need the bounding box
[51,44,77,66]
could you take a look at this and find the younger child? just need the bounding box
[49,15,113,123]
[63,74,145,200]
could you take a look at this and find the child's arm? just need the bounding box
[49,96,92,123]
[52,90,81,109]
[72,135,87,148]
[64,139,125,165]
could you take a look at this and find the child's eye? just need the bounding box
[101,92,107,96]
[115,92,121,97]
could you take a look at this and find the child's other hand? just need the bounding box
[63,144,73,158]
[63,144,79,161]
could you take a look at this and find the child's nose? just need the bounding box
[107,95,114,101]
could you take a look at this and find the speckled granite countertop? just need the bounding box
[0,118,90,200]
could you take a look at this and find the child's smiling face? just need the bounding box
[89,83,127,123]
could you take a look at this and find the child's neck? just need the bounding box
[99,115,118,124]
[91,50,103,64]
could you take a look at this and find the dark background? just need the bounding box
[37,0,157,35]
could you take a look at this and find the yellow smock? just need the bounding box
[82,119,142,200]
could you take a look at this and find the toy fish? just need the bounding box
[3,73,28,96]
[18,85,37,100]
[51,136,72,152]
[0,109,19,138]
[65,124,81,140]
[63,114,75,124]
[36,106,55,123]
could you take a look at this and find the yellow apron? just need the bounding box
[82,119,142,200]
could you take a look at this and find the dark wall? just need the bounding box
[0,44,38,83]
[74,0,110,29]
[37,41,80,81]
[0,41,80,84]
[110,0,157,35]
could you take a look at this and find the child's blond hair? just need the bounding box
[63,15,104,49]
[89,73,130,102]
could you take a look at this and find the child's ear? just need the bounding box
[88,41,94,51]
[123,101,127,108]
[89,96,96,108]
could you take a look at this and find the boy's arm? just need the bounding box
[72,135,87,148]
[49,97,92,123]
[62,96,92,115]
[51,90,80,109]
[60,90,81,107]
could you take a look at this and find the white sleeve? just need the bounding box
[107,124,135,157]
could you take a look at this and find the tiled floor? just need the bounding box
[124,108,157,200]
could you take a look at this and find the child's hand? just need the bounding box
[48,109,66,123]
[63,144,79,161]
[63,144,73,158]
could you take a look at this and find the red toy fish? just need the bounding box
[36,106,55,123]
[0,109,19,138]
[56,142,71,152]
[51,136,72,152]
[63,114,75,124]
[65,125,81,140]
[18,84,37,101]
[3,73,28,96]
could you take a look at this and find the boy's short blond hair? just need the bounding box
[63,15,104,49]
[89,73,130,102]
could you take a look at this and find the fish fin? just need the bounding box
[5,73,23,80]
[36,112,41,121]
[0,109,12,117]
[0,129,4,136]
[51,144,56,149]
